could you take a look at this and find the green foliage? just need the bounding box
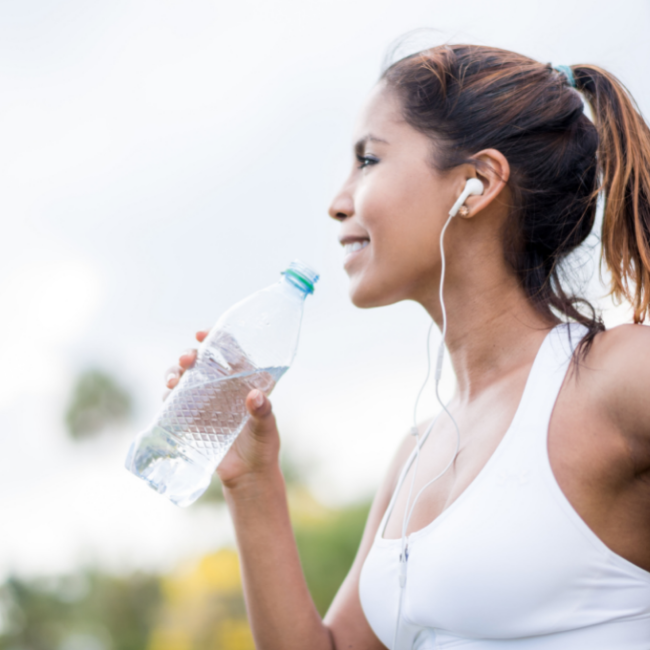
[0,500,372,648]
[0,571,160,650]
[294,500,371,616]
[65,369,132,439]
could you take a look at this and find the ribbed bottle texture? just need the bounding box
[125,261,318,506]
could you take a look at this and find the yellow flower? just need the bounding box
[215,619,256,650]
[147,628,192,650]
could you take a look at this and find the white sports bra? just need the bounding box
[359,324,650,649]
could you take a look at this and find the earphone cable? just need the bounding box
[412,320,434,430]
[401,320,434,548]
[394,210,462,650]
[400,212,460,541]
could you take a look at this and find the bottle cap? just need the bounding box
[282,260,319,295]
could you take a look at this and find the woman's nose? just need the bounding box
[328,183,355,222]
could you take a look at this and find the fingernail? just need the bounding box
[166,373,177,385]
[183,349,194,357]
[253,391,264,408]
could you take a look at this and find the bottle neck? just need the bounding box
[280,272,311,300]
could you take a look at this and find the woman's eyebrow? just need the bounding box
[354,134,389,156]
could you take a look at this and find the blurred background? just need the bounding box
[1,0,648,648]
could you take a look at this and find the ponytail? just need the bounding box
[573,65,650,323]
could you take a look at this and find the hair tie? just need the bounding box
[553,64,576,89]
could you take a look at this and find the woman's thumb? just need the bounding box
[245,389,275,435]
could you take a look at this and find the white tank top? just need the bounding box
[359,324,650,649]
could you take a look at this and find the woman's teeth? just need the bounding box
[343,240,369,255]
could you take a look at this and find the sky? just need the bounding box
[1,0,649,580]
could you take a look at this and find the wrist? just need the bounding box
[221,463,285,501]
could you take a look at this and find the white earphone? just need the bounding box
[436,178,484,377]
[448,178,484,218]
[393,177,485,650]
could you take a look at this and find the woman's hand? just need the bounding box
[163,329,281,490]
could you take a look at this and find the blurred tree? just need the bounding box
[292,494,371,616]
[0,571,160,650]
[65,369,133,439]
[0,495,371,650]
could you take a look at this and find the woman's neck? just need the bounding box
[421,263,557,403]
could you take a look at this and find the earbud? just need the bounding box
[448,178,484,218]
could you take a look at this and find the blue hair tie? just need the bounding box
[553,64,576,89]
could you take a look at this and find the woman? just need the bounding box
[166,44,650,649]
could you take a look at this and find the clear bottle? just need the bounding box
[125,260,318,507]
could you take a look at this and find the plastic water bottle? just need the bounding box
[125,260,318,507]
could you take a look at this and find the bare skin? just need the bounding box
[164,84,650,649]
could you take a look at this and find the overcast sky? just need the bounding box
[2,0,648,580]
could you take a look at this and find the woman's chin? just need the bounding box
[348,277,396,309]
[349,292,378,309]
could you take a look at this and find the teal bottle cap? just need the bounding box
[282,260,319,294]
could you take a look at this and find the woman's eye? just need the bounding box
[356,155,378,169]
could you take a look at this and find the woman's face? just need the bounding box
[329,83,461,309]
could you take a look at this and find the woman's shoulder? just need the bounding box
[579,324,650,464]
[584,323,650,383]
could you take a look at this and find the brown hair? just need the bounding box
[381,44,650,346]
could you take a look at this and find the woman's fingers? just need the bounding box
[164,365,182,388]
[179,348,197,370]
[167,343,201,384]
[161,333,206,402]
[163,368,180,400]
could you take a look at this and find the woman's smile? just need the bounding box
[341,238,370,267]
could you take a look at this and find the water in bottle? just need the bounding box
[125,260,318,506]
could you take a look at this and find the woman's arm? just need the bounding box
[324,432,415,649]
[167,332,415,650]
[222,441,332,650]
[222,395,415,650]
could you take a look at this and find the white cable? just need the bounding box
[392,570,406,650]
[401,211,460,538]
[412,321,434,430]
[437,211,454,376]
[400,321,434,555]
[404,211,462,525]
[393,209,462,650]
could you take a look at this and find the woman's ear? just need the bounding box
[459,149,510,219]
